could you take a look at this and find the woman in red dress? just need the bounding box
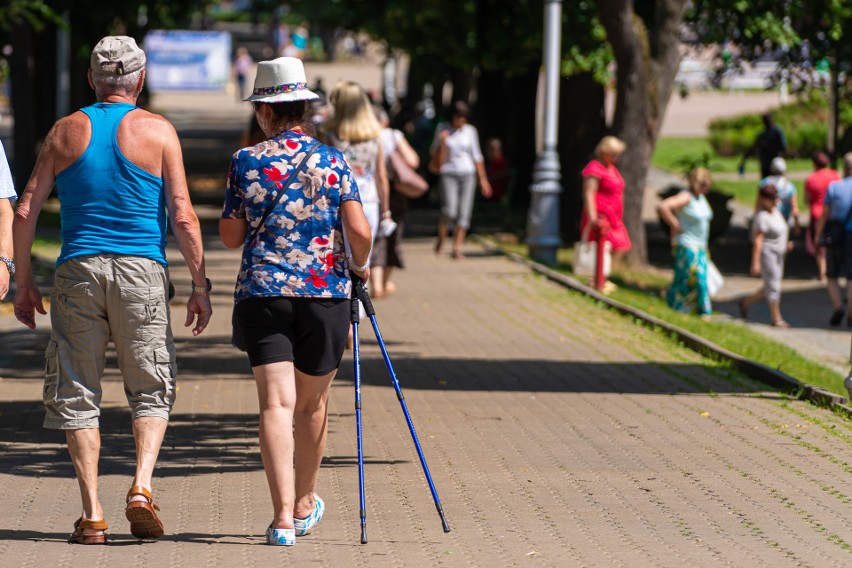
[581,136,631,262]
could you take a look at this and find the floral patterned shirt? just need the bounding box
[222,130,361,301]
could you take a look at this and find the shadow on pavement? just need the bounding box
[0,400,406,480]
[0,343,782,481]
[341,356,784,397]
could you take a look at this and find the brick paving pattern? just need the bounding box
[1,239,851,566]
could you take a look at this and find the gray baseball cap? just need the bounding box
[90,36,146,76]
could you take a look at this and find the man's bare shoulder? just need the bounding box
[48,111,91,160]
[125,109,178,138]
[50,111,89,142]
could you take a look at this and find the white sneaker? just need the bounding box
[266,525,295,546]
[294,495,325,536]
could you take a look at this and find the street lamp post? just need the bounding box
[526,0,563,265]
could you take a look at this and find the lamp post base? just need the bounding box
[526,149,562,266]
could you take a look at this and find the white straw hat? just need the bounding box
[245,57,319,103]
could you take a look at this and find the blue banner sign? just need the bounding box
[144,30,231,91]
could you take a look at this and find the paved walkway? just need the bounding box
[658,91,782,137]
[1,238,851,566]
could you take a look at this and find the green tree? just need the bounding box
[596,0,689,265]
[6,0,207,185]
[287,0,611,237]
[688,0,852,160]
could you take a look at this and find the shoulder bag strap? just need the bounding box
[245,141,321,246]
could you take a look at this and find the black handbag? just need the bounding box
[231,141,321,351]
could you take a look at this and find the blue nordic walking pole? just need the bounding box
[351,294,368,544]
[351,278,451,534]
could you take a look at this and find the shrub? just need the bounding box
[708,90,850,157]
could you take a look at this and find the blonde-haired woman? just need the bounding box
[658,167,714,317]
[581,136,631,262]
[322,81,389,259]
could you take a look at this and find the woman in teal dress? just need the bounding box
[658,167,714,317]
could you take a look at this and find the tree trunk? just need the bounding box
[598,0,687,266]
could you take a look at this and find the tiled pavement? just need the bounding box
[1,238,851,567]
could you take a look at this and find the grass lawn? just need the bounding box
[492,237,846,398]
[652,136,812,176]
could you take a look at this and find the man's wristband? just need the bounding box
[347,255,369,273]
[191,277,212,295]
[0,256,14,276]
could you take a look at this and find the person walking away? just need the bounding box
[485,138,511,203]
[740,184,790,327]
[373,105,420,298]
[757,157,800,239]
[814,152,852,326]
[234,47,254,101]
[0,140,16,301]
[739,112,787,178]
[291,23,310,58]
[658,167,714,319]
[431,101,492,259]
[221,57,372,546]
[804,151,841,281]
[12,36,212,544]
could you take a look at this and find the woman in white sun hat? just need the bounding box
[219,57,373,546]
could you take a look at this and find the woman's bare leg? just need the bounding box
[253,361,298,529]
[768,299,785,325]
[293,368,336,518]
[371,266,385,297]
[816,252,826,281]
[452,227,467,258]
[435,222,448,255]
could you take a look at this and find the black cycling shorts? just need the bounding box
[233,296,350,375]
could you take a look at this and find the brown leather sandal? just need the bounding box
[68,517,108,545]
[125,485,164,539]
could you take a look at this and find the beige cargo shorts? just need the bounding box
[43,255,176,429]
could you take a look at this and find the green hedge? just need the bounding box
[708,92,849,158]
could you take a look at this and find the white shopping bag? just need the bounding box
[706,260,724,298]
[573,240,611,277]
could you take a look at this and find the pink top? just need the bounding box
[580,159,631,251]
[805,168,841,220]
[582,159,625,226]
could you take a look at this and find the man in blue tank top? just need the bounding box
[12,36,212,544]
